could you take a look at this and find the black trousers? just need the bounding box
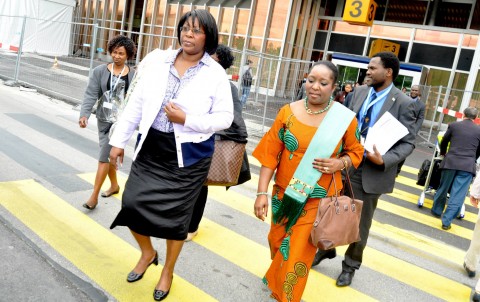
[396,159,405,176]
[342,162,381,272]
[188,186,209,233]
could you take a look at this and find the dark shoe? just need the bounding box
[473,291,480,302]
[82,203,97,210]
[464,262,476,278]
[336,270,355,287]
[153,289,170,301]
[430,210,441,218]
[442,224,451,230]
[101,186,120,198]
[127,251,158,283]
[153,276,173,301]
[311,249,336,267]
[153,288,170,301]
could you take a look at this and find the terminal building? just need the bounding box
[74,0,480,110]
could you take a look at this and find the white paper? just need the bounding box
[363,111,409,155]
[103,102,113,109]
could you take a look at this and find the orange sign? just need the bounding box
[343,0,378,26]
[369,39,400,57]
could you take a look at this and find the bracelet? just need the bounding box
[256,192,269,196]
[340,157,349,170]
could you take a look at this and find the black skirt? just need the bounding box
[110,127,211,240]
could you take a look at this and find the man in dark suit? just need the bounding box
[431,107,480,230]
[311,52,417,287]
[396,84,425,176]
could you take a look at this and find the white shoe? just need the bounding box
[185,231,198,242]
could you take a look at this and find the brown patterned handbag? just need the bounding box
[309,172,363,250]
[205,139,246,186]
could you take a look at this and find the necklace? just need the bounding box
[304,97,333,115]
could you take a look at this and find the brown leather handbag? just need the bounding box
[310,172,363,250]
[205,139,246,186]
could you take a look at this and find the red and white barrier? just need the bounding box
[0,42,19,52]
[437,107,480,124]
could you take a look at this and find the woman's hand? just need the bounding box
[165,102,186,125]
[109,147,124,170]
[312,158,344,174]
[79,116,88,128]
[254,195,269,221]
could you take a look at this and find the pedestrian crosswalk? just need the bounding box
[0,179,216,302]
[3,80,476,301]
[1,154,477,301]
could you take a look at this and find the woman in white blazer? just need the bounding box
[108,10,233,301]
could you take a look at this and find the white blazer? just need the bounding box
[109,48,234,167]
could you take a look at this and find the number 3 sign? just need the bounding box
[343,0,378,26]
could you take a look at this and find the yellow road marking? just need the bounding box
[388,187,476,223]
[81,166,472,301]
[196,218,375,302]
[395,175,472,207]
[80,173,373,301]
[0,179,216,302]
[207,186,471,301]
[377,200,473,240]
[212,182,466,265]
[400,165,418,175]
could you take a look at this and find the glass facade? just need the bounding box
[73,0,479,102]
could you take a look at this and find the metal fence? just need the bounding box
[416,85,480,146]
[0,15,315,137]
[1,15,480,141]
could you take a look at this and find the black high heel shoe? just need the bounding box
[153,277,173,301]
[127,251,158,283]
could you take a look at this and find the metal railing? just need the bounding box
[1,15,479,140]
[416,85,480,146]
[0,15,314,138]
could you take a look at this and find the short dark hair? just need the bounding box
[107,35,136,60]
[177,9,218,55]
[309,61,338,83]
[215,44,235,70]
[372,52,400,80]
[464,107,478,119]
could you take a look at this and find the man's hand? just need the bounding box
[471,196,479,208]
[366,144,384,165]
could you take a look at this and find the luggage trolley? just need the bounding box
[417,143,441,208]
[417,132,465,218]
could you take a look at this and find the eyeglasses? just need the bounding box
[180,26,205,35]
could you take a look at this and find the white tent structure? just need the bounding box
[0,0,76,56]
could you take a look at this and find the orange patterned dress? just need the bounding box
[252,104,363,302]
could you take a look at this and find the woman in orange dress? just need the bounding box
[253,61,364,302]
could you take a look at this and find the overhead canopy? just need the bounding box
[0,0,76,55]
